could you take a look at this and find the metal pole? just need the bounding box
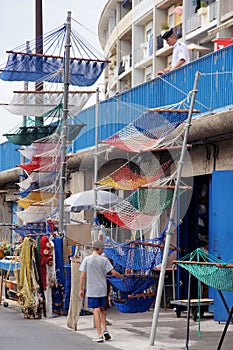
[185,272,191,350]
[148,71,200,348]
[58,11,71,234]
[93,88,100,221]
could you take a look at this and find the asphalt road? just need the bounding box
[0,305,117,350]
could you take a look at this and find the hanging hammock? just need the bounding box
[17,155,61,173]
[18,142,59,161]
[3,89,93,117]
[102,185,184,230]
[101,110,188,152]
[13,222,48,238]
[3,103,63,145]
[0,24,109,86]
[96,158,174,191]
[107,273,158,294]
[174,248,233,292]
[16,203,59,223]
[17,191,58,209]
[111,292,156,313]
[104,234,176,271]
[3,100,86,146]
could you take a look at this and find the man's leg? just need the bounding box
[93,307,102,337]
[99,306,107,331]
[100,306,111,341]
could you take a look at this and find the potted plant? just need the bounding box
[161,23,169,37]
[198,1,208,15]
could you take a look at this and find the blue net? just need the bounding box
[107,273,158,293]
[112,293,156,313]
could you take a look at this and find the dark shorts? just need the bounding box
[88,296,107,309]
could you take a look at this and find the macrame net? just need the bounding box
[176,248,233,292]
[101,110,188,152]
[4,90,93,117]
[0,24,108,86]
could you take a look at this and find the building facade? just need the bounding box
[99,0,233,97]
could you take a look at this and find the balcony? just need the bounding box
[134,36,153,68]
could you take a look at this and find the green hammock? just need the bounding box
[3,104,63,145]
[175,248,233,292]
[3,102,86,145]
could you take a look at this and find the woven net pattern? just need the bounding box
[112,294,156,313]
[101,111,188,152]
[97,159,173,190]
[107,274,158,293]
[102,187,182,230]
[103,233,175,271]
[176,248,233,292]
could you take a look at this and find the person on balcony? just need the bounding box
[157,28,189,75]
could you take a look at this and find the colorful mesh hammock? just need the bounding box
[97,159,173,190]
[101,110,188,152]
[174,248,233,292]
[102,186,184,230]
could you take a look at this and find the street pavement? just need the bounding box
[1,300,233,349]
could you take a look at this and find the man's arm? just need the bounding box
[79,271,86,298]
[110,268,123,278]
[171,58,185,70]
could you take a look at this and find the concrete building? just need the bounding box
[99,0,233,97]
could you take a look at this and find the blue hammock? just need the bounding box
[112,292,156,313]
[0,24,109,87]
[0,53,108,86]
[107,273,158,294]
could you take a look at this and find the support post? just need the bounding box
[59,11,71,234]
[148,71,200,348]
[93,88,100,221]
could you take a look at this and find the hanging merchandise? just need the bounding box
[18,237,45,319]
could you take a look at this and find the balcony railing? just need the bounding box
[74,44,233,152]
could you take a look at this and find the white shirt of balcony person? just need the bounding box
[157,28,189,75]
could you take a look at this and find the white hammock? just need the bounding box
[3,90,93,116]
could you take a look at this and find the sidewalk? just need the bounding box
[43,306,233,350]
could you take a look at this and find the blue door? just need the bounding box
[209,170,233,321]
